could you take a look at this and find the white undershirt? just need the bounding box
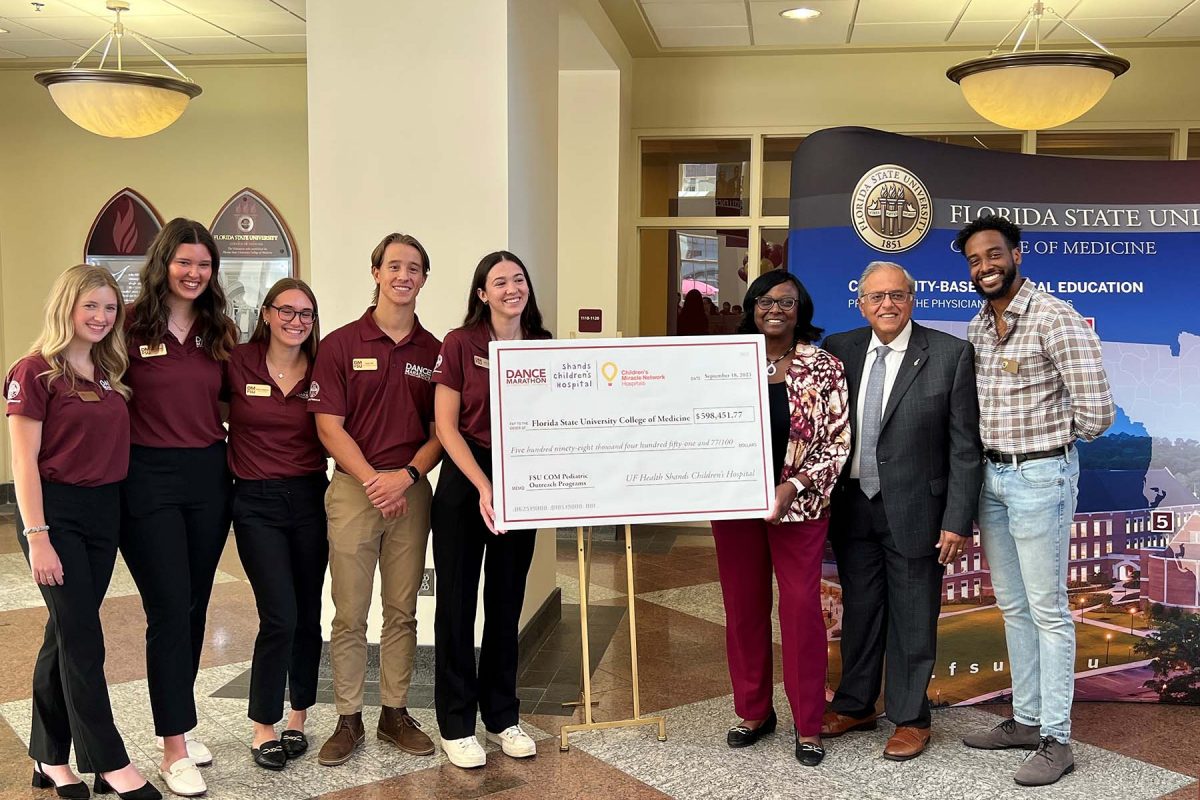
[850,321,913,479]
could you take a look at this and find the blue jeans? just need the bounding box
[977,447,1079,743]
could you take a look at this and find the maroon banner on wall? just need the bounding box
[84,188,164,304]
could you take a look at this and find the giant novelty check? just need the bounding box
[489,335,774,529]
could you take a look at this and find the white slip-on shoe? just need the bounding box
[441,735,486,769]
[159,757,206,797]
[485,725,537,758]
[155,734,213,767]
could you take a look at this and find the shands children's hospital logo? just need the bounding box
[851,164,933,254]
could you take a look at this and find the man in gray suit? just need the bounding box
[821,261,982,760]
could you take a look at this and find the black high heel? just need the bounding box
[32,762,90,799]
[94,775,162,800]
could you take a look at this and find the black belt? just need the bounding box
[984,445,1071,465]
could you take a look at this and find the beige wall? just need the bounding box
[0,61,309,481]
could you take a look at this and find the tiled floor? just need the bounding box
[0,515,1195,800]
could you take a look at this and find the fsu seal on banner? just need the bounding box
[210,188,296,342]
[84,188,164,303]
[791,126,1200,707]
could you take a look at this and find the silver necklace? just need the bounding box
[765,341,797,377]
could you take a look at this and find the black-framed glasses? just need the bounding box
[859,291,912,306]
[268,304,317,324]
[754,296,798,311]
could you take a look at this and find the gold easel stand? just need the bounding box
[559,523,668,751]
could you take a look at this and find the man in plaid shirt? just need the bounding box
[956,215,1114,787]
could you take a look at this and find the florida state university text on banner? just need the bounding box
[488,335,774,530]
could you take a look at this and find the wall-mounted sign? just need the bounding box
[84,188,164,304]
[211,188,296,342]
[578,308,603,333]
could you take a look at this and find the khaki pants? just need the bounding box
[325,469,431,714]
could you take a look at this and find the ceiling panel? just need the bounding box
[1151,4,1200,37]
[947,18,1034,44]
[156,34,267,54]
[750,0,854,46]
[0,0,98,19]
[856,0,965,24]
[1066,0,1190,18]
[642,1,745,28]
[67,34,185,55]
[959,0,1063,23]
[0,37,83,55]
[124,13,223,35]
[655,25,750,46]
[201,11,304,36]
[1044,16,1171,41]
[11,13,108,37]
[63,0,187,15]
[244,33,304,52]
[165,0,280,13]
[0,45,26,56]
[0,16,55,37]
[851,21,955,45]
[271,0,303,17]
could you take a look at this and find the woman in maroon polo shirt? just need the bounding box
[7,265,160,800]
[430,251,552,769]
[121,218,238,797]
[226,278,327,771]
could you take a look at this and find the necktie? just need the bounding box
[859,345,891,498]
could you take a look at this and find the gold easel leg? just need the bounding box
[562,526,599,711]
[559,524,667,751]
[561,526,595,751]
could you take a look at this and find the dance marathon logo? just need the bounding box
[505,367,548,385]
[405,362,433,382]
[851,164,933,253]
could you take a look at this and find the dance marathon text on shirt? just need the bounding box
[488,335,774,529]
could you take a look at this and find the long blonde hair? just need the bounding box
[28,265,131,399]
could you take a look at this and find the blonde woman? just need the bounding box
[6,265,160,799]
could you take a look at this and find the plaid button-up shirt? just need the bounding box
[968,278,1114,454]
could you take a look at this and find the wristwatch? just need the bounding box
[403,465,420,483]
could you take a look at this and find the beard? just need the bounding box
[973,262,1017,300]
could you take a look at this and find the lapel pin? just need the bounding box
[914,358,921,366]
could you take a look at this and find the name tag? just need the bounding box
[77,390,101,402]
[353,358,378,371]
[245,383,272,397]
[139,344,167,358]
[474,355,489,369]
[1001,358,1020,375]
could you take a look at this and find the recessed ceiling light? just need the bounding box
[780,7,821,21]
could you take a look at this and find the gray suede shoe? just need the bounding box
[962,718,1041,750]
[1014,737,1075,786]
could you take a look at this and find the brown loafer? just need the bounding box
[820,710,878,738]
[884,726,931,761]
[377,705,435,756]
[318,712,365,767]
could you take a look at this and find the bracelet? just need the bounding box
[22,525,49,537]
[403,465,420,483]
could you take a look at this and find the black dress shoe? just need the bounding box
[32,762,90,799]
[252,740,287,771]
[795,740,826,767]
[94,775,162,800]
[726,709,777,748]
[281,729,308,758]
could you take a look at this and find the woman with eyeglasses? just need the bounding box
[711,270,849,767]
[226,278,329,771]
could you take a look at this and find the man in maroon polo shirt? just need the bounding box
[308,233,442,766]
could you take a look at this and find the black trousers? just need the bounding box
[830,486,944,728]
[119,443,232,737]
[18,481,129,773]
[232,472,329,725]
[432,442,536,740]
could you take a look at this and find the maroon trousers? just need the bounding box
[711,517,829,738]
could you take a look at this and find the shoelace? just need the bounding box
[997,718,1018,734]
[500,725,525,739]
[1031,736,1057,763]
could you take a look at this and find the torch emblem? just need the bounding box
[850,164,932,254]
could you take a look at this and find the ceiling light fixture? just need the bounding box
[946,2,1128,131]
[780,8,821,21]
[34,0,201,139]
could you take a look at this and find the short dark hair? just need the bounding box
[737,270,823,343]
[955,213,1021,254]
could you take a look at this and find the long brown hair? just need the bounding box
[128,218,238,361]
[28,264,131,399]
[249,277,320,362]
[461,251,551,339]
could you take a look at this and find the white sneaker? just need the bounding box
[486,725,536,758]
[159,757,206,797]
[441,735,486,768]
[156,734,213,767]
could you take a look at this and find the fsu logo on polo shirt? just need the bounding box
[308,381,320,399]
[6,380,20,402]
[851,164,932,253]
[99,379,112,391]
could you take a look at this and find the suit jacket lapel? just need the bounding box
[843,328,871,420]
[880,323,929,432]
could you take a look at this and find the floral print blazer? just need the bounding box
[778,343,851,522]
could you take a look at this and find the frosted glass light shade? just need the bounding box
[35,69,201,139]
[947,52,1129,131]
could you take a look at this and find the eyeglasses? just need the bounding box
[754,296,798,311]
[268,304,317,324]
[859,291,912,306]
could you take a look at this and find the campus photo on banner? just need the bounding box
[790,126,1200,707]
